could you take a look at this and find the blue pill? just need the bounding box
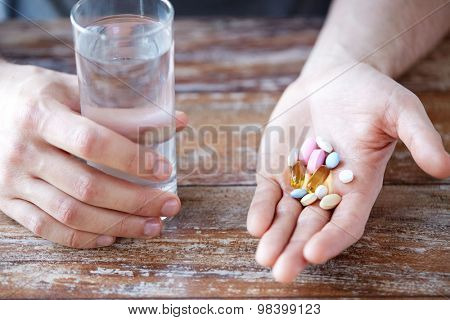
[326,152,340,169]
[290,188,307,199]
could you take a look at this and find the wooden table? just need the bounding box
[0,18,449,299]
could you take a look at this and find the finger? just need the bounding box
[393,91,450,179]
[272,205,331,283]
[247,175,282,237]
[51,72,80,111]
[33,146,180,217]
[303,191,371,264]
[47,71,188,131]
[32,68,80,112]
[175,111,189,132]
[79,104,188,142]
[2,199,115,248]
[20,178,162,238]
[37,99,171,181]
[255,194,301,267]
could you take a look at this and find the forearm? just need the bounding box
[302,0,450,78]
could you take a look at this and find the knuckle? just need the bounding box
[116,216,128,236]
[27,65,41,75]
[305,206,330,223]
[74,174,97,203]
[0,173,9,191]
[393,89,422,112]
[39,82,60,97]
[29,216,46,237]
[126,150,139,174]
[402,91,422,108]
[0,169,16,196]
[66,230,85,248]
[275,200,295,217]
[55,197,78,226]
[4,140,27,167]
[246,223,264,238]
[276,205,290,216]
[17,96,42,131]
[131,188,151,215]
[32,154,48,176]
[73,128,98,158]
[334,219,365,243]
[354,224,366,240]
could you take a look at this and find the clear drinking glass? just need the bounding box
[71,0,176,193]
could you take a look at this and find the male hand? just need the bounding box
[0,62,188,248]
[247,62,449,282]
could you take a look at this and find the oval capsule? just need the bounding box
[299,138,318,164]
[316,136,333,153]
[288,148,299,167]
[325,152,340,169]
[290,188,307,199]
[319,194,342,210]
[314,185,328,199]
[306,166,330,193]
[290,161,306,188]
[301,193,318,206]
[307,149,326,173]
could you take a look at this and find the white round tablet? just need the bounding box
[339,169,354,184]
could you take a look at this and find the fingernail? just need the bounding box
[161,199,180,217]
[144,218,161,236]
[96,235,115,247]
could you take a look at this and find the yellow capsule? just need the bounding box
[302,173,312,189]
[323,171,334,194]
[306,166,330,193]
[290,161,306,189]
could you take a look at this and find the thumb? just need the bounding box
[393,91,450,179]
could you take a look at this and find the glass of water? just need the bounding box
[71,0,176,193]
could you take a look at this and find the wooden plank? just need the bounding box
[0,185,448,299]
[0,19,449,93]
[0,18,448,299]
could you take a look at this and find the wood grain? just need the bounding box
[1,18,449,93]
[0,185,448,299]
[175,90,450,186]
[0,18,449,299]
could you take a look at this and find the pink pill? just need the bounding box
[299,138,318,164]
[307,149,326,173]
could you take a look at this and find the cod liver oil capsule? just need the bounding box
[288,148,299,167]
[306,166,330,193]
[290,161,306,188]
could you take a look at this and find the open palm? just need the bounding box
[247,63,450,283]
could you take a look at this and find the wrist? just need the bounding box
[300,42,356,78]
[301,38,399,80]
[299,44,395,83]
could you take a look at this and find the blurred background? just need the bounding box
[0,0,331,21]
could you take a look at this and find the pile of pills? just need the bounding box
[288,136,354,210]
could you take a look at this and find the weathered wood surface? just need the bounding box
[175,90,450,186]
[0,18,449,298]
[1,185,449,299]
